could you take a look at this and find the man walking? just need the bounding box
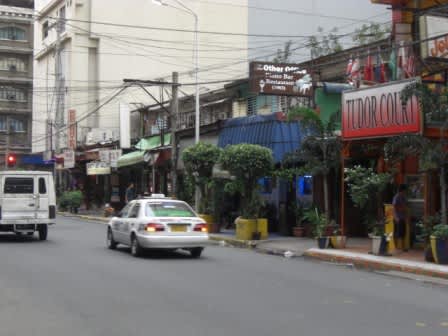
[393,184,408,251]
[125,183,135,204]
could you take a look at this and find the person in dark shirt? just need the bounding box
[393,184,408,251]
[125,183,135,203]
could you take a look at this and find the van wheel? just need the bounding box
[130,235,143,257]
[107,227,117,250]
[38,224,48,241]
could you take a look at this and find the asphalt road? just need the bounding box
[0,216,447,336]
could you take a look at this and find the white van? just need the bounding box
[0,171,56,240]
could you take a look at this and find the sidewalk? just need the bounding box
[59,212,448,280]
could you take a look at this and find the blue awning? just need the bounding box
[21,154,51,165]
[218,114,302,163]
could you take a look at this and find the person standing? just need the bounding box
[393,184,408,251]
[125,183,136,203]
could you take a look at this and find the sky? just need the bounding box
[248,0,390,62]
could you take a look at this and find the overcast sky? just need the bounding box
[248,0,390,62]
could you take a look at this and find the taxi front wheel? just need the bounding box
[130,235,143,257]
[189,247,203,258]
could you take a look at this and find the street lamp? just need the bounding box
[152,0,200,144]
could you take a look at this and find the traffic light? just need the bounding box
[7,154,16,167]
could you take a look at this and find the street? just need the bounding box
[0,216,447,336]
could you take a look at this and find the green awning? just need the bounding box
[117,151,144,168]
[135,133,171,151]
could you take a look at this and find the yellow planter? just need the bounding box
[235,217,268,240]
[430,236,439,264]
[198,214,217,233]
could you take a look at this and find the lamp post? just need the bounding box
[152,0,200,144]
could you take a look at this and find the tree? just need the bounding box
[181,142,222,214]
[219,144,274,219]
[352,22,391,46]
[284,107,341,223]
[273,40,292,63]
[308,26,343,59]
[384,82,448,225]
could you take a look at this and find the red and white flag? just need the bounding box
[364,51,374,82]
[397,41,407,80]
[404,52,415,78]
[346,56,353,77]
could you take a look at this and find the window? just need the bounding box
[146,202,196,217]
[119,202,133,218]
[0,57,26,72]
[9,118,26,132]
[42,21,49,39]
[0,27,26,41]
[0,116,6,131]
[128,204,140,218]
[59,6,66,32]
[4,178,34,194]
[247,96,257,116]
[39,178,47,194]
[0,86,27,101]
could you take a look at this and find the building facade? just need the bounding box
[0,4,34,166]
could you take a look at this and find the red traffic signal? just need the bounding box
[7,154,16,167]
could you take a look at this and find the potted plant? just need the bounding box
[430,224,448,264]
[219,144,274,240]
[182,142,222,233]
[330,226,347,249]
[368,223,391,256]
[304,207,328,248]
[69,190,83,214]
[290,201,305,237]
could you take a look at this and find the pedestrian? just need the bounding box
[125,183,136,203]
[393,184,408,251]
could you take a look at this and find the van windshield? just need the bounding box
[4,177,34,194]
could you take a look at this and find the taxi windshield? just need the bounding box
[146,202,196,217]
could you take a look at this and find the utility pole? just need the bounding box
[170,72,179,197]
[4,115,9,170]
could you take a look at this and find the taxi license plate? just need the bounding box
[170,225,187,232]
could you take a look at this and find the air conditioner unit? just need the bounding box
[9,65,17,72]
[7,95,16,100]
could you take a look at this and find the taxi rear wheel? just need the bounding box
[190,247,203,258]
[130,235,143,257]
[107,228,117,250]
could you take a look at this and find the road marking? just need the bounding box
[440,322,448,327]
[415,322,426,327]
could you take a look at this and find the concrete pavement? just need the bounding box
[59,212,448,281]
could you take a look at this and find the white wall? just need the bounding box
[33,0,248,153]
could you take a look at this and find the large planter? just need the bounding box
[293,226,305,237]
[198,214,219,233]
[235,217,268,240]
[430,236,448,265]
[316,237,330,249]
[371,235,387,256]
[330,236,347,249]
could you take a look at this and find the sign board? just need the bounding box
[63,149,75,169]
[68,109,77,149]
[420,15,448,60]
[341,79,421,140]
[249,62,312,96]
[99,149,122,168]
[119,103,131,148]
[86,161,111,175]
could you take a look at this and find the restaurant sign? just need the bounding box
[249,62,312,96]
[86,161,111,175]
[341,79,421,140]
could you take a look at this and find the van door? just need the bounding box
[36,176,49,220]
[2,176,36,220]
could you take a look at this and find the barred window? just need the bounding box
[0,57,26,72]
[9,118,26,132]
[0,27,26,41]
[0,86,27,101]
[247,96,257,116]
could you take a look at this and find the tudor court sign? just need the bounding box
[341,79,422,140]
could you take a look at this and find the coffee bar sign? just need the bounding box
[249,62,312,96]
[342,79,422,140]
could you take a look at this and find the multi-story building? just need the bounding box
[32,0,249,153]
[0,2,34,165]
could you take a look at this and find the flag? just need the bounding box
[404,52,415,78]
[351,57,361,87]
[374,53,386,83]
[397,41,406,80]
[364,52,373,82]
[389,48,397,81]
[346,56,353,77]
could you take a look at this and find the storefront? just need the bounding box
[340,79,424,237]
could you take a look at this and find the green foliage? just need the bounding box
[59,190,83,210]
[344,165,391,210]
[219,144,274,218]
[303,207,327,237]
[308,26,343,59]
[182,142,222,213]
[352,22,390,46]
[432,224,448,239]
[273,40,292,63]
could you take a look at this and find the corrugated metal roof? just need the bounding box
[218,114,302,163]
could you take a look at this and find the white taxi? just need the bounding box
[106,194,209,258]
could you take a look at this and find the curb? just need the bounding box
[304,249,448,280]
[208,235,260,249]
[58,212,109,223]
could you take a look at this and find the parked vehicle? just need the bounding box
[107,194,209,258]
[0,171,56,240]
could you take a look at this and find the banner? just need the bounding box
[63,149,75,169]
[119,103,130,149]
[68,109,77,149]
[87,161,111,175]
